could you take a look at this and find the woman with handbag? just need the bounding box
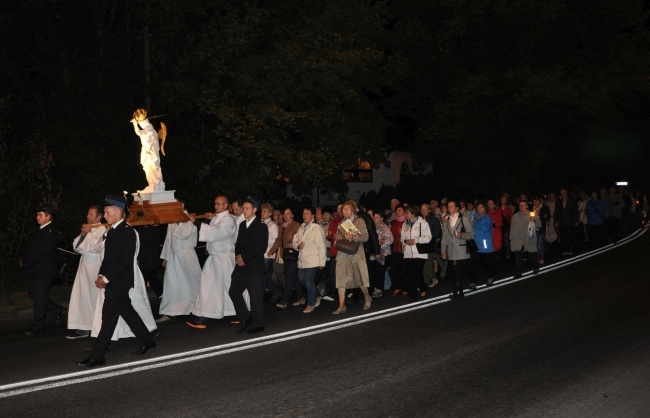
[276,207,303,309]
[332,200,371,314]
[292,207,327,313]
[401,205,432,301]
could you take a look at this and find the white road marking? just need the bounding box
[0,227,646,399]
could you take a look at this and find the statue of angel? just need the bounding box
[131,108,166,193]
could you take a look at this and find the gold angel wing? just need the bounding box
[158,122,167,156]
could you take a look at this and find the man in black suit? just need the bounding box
[229,197,268,334]
[21,204,66,335]
[554,188,579,256]
[77,195,156,367]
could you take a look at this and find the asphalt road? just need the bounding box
[1,228,649,417]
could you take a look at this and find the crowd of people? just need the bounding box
[18,186,647,367]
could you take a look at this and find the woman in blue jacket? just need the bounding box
[472,202,497,286]
[584,191,606,249]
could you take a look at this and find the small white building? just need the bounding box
[287,151,429,206]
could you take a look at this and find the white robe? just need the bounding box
[67,226,105,330]
[91,229,157,340]
[159,220,202,316]
[193,211,240,319]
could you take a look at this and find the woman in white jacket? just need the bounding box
[401,205,432,301]
[293,207,327,313]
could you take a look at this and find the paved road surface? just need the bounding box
[1,228,648,417]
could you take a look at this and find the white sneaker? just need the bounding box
[322,295,335,301]
[155,315,170,323]
[427,279,439,288]
[372,289,383,298]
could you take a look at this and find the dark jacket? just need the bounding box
[535,205,551,233]
[554,196,578,226]
[22,223,59,281]
[234,216,269,274]
[357,211,380,255]
[99,220,136,291]
[135,225,162,270]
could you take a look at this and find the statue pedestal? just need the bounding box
[127,190,189,226]
[133,190,177,204]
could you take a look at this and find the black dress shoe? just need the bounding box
[76,358,105,367]
[247,326,265,334]
[131,342,157,356]
[151,328,160,339]
[25,328,43,336]
[236,318,253,333]
[54,308,67,327]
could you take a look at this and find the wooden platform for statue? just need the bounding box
[126,199,189,226]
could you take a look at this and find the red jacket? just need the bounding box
[391,218,405,254]
[327,216,340,257]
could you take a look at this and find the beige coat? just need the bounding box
[509,212,542,252]
[335,215,369,289]
[293,222,327,269]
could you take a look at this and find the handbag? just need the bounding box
[318,278,334,297]
[334,238,360,255]
[415,222,436,254]
[460,216,478,253]
[466,239,479,253]
[283,247,299,261]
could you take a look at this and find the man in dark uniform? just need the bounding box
[21,204,66,335]
[77,195,156,367]
[229,197,268,334]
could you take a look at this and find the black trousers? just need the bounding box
[471,252,497,282]
[387,252,404,290]
[370,259,387,292]
[446,259,470,297]
[559,225,576,253]
[141,267,163,298]
[229,270,264,327]
[281,259,304,304]
[27,277,64,331]
[586,224,606,250]
[514,250,538,277]
[403,258,425,300]
[91,288,154,361]
[263,258,281,296]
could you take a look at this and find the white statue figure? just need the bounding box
[131,108,166,193]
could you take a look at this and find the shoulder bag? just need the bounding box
[415,222,436,254]
[334,238,360,255]
[460,216,478,253]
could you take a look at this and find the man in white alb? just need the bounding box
[186,195,237,329]
[66,205,105,339]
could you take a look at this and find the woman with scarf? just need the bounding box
[401,205,432,301]
[371,212,393,297]
[275,207,302,309]
[332,200,370,314]
[292,207,327,313]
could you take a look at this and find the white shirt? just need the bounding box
[449,212,459,227]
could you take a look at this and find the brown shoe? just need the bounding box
[332,306,347,315]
